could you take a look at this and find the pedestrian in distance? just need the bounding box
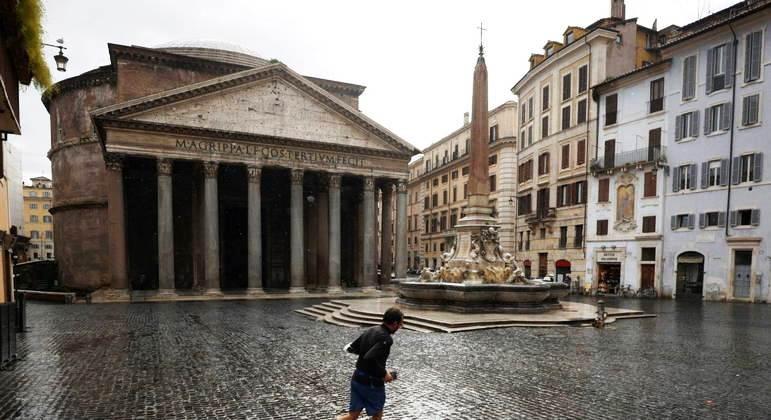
[337,307,404,420]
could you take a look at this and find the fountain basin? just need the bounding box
[398,281,570,314]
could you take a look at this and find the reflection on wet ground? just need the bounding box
[0,297,769,419]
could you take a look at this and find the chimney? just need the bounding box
[611,0,625,19]
[464,112,470,125]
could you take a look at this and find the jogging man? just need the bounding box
[337,307,404,420]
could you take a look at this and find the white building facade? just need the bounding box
[661,2,770,302]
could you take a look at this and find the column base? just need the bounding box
[246,288,265,296]
[326,286,344,294]
[90,288,131,303]
[288,287,307,294]
[203,288,224,297]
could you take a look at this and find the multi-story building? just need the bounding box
[407,102,518,270]
[407,155,424,271]
[587,61,670,295]
[511,0,659,284]
[23,177,55,260]
[660,0,770,302]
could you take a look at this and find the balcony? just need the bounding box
[525,207,556,226]
[590,146,666,173]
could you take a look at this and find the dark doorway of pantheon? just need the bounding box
[261,168,290,290]
[124,157,159,290]
[219,164,248,290]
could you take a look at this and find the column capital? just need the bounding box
[104,153,125,171]
[290,168,304,185]
[247,165,262,183]
[202,161,219,178]
[328,174,342,189]
[157,158,173,176]
[397,179,408,192]
[363,176,375,192]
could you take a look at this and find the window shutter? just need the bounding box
[751,209,760,226]
[742,96,750,126]
[689,164,697,190]
[753,153,763,182]
[725,42,736,89]
[720,158,730,186]
[748,32,762,82]
[701,162,709,189]
[699,213,706,228]
[732,156,741,185]
[688,214,695,229]
[721,102,732,131]
[730,210,737,227]
[672,166,681,192]
[706,48,715,94]
[718,211,726,227]
[691,111,700,137]
[675,115,683,140]
[704,107,713,134]
[671,215,677,231]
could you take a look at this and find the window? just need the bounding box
[673,214,693,230]
[566,32,575,44]
[597,220,608,236]
[488,154,497,165]
[604,139,616,168]
[674,164,696,192]
[577,99,587,124]
[453,187,457,202]
[649,78,664,113]
[45,231,53,239]
[528,98,534,120]
[577,140,586,165]
[43,191,51,198]
[539,228,546,239]
[442,191,447,205]
[742,94,760,126]
[641,247,656,261]
[682,55,697,101]
[557,184,570,207]
[29,203,37,209]
[642,216,656,233]
[745,31,763,83]
[30,215,38,223]
[29,191,37,197]
[441,174,448,183]
[521,103,527,123]
[536,188,550,216]
[424,197,430,209]
[701,211,723,228]
[538,153,550,176]
[489,125,499,143]
[541,115,549,138]
[562,73,572,101]
[648,128,662,161]
[737,154,761,184]
[451,170,458,180]
[432,194,438,207]
[489,175,496,192]
[706,160,722,187]
[575,181,586,204]
[578,65,588,93]
[644,171,657,197]
[462,166,469,176]
[43,216,52,223]
[561,106,571,130]
[450,211,457,227]
[518,232,524,251]
[463,183,467,199]
[705,103,730,134]
[527,125,533,146]
[433,178,439,186]
[598,178,610,202]
[30,231,39,239]
[574,225,583,248]
[559,226,568,249]
[43,204,51,210]
[518,194,532,216]
[542,85,550,110]
[731,209,760,227]
[561,144,570,169]
[605,94,618,126]
[518,160,533,183]
[675,111,699,140]
[707,43,734,93]
[525,231,531,250]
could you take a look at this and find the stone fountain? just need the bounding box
[398,44,568,313]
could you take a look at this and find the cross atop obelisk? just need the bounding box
[478,22,487,55]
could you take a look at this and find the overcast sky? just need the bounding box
[14,0,736,181]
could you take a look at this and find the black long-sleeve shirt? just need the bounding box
[349,325,393,379]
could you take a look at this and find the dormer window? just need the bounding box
[565,32,575,44]
[546,46,554,56]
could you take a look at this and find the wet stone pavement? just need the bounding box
[1,297,769,419]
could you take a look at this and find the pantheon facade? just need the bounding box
[44,43,417,299]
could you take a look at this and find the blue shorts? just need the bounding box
[349,376,386,415]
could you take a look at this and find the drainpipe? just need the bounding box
[725,23,739,238]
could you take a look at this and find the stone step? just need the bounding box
[323,301,348,309]
[294,309,324,320]
[340,307,448,333]
[331,311,378,327]
[304,306,332,317]
[346,306,558,329]
[311,304,338,314]
[323,313,365,329]
[318,302,346,311]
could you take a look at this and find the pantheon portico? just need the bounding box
[44,43,417,299]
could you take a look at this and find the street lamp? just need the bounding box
[42,39,68,72]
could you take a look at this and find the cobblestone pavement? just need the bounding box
[1,297,769,419]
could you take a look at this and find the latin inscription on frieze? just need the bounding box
[175,139,368,168]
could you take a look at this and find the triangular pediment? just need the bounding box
[93,64,416,156]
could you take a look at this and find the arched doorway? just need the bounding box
[676,251,704,299]
[555,260,571,284]
[523,260,532,279]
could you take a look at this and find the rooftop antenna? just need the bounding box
[477,21,487,55]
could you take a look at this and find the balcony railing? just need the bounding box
[591,146,666,172]
[525,207,556,224]
[649,97,664,113]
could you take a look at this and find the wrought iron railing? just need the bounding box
[591,146,666,171]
